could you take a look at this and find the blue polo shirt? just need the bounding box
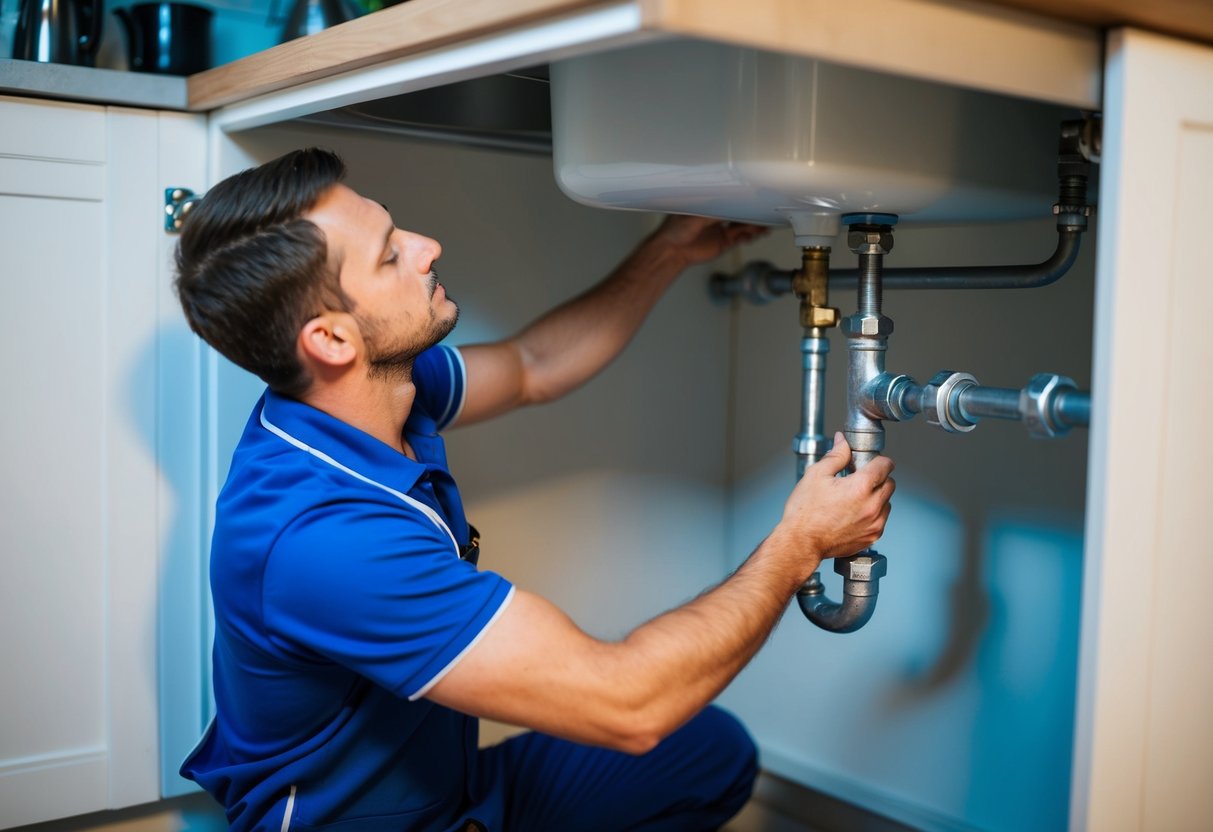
[181,345,515,831]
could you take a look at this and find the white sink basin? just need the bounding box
[550,40,1073,244]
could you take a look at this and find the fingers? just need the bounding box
[722,222,769,245]
[813,432,852,477]
[854,455,894,491]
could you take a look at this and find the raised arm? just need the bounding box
[452,216,766,427]
[426,435,894,752]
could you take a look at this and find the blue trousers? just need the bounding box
[472,706,758,831]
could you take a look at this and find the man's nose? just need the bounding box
[408,233,442,271]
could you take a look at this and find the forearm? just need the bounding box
[511,230,687,404]
[605,526,813,745]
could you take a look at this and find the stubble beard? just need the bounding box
[362,298,460,384]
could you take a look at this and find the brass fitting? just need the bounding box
[793,247,839,329]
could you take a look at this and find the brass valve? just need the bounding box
[793,246,839,329]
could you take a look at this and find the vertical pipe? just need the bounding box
[795,328,831,479]
[857,251,883,316]
[792,246,837,478]
[798,218,892,634]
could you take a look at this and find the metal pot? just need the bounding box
[114,2,212,75]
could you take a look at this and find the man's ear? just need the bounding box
[298,313,358,370]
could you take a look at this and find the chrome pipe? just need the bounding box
[709,261,793,304]
[907,373,1092,437]
[845,336,889,470]
[1055,388,1091,429]
[793,328,832,478]
[796,562,883,634]
[956,385,1021,422]
[799,219,892,634]
[1057,390,1096,429]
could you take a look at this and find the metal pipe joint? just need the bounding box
[797,553,889,634]
[880,370,1090,438]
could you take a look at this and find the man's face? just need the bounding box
[306,183,458,380]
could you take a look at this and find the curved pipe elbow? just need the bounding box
[797,553,888,633]
[797,589,879,634]
[795,589,883,635]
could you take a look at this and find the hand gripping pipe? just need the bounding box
[795,218,893,633]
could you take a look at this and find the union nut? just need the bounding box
[923,370,978,433]
[834,552,888,597]
[841,313,894,338]
[847,229,895,255]
[1020,372,1077,438]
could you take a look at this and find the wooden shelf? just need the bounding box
[188,0,1211,116]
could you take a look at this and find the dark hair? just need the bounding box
[175,147,350,397]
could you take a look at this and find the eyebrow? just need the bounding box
[376,203,394,261]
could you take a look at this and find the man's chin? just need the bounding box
[437,302,459,339]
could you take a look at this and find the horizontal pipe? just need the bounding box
[710,228,1085,300]
[1056,389,1091,428]
[829,229,1083,291]
[956,385,1021,422]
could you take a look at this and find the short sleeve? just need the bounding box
[262,498,513,700]
[412,345,466,431]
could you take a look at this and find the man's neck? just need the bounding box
[301,374,417,456]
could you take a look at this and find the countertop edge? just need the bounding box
[0,59,189,111]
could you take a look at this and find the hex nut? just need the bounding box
[1021,373,1076,438]
[833,553,888,582]
[841,314,894,338]
[847,230,895,255]
[802,305,840,328]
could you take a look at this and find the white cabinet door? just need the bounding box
[1073,28,1213,832]
[0,95,203,828]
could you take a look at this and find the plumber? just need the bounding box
[173,147,895,832]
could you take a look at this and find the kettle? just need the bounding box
[13,0,103,66]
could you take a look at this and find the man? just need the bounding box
[175,148,894,831]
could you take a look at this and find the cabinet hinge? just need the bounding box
[165,187,203,233]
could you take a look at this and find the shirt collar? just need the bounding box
[260,388,430,496]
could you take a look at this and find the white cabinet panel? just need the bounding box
[0,96,106,162]
[1073,28,1213,832]
[0,96,188,828]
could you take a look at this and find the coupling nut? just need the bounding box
[1021,373,1077,438]
[834,551,888,598]
[867,373,917,422]
[923,371,978,433]
[801,301,840,329]
[841,313,894,339]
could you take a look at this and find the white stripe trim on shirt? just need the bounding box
[408,585,516,701]
[280,785,297,832]
[259,406,460,555]
[441,346,468,429]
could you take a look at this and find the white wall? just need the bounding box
[718,217,1094,831]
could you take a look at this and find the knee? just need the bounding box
[691,706,759,789]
